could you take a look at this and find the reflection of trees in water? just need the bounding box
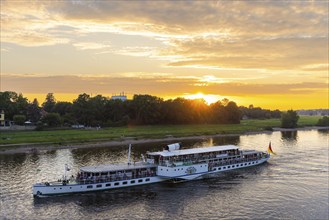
[317,129,329,136]
[281,131,298,142]
[70,136,241,166]
[211,135,240,146]
[0,153,28,170]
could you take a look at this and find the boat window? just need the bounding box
[228,166,231,168]
[218,168,221,170]
[232,165,235,168]
[87,185,93,189]
[223,167,226,169]
[248,163,251,165]
[131,180,135,184]
[96,184,102,188]
[123,181,127,185]
[138,179,143,183]
[146,178,150,182]
[54,188,56,190]
[245,163,247,165]
[106,183,111,187]
[114,182,119,186]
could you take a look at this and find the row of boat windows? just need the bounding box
[213,161,258,171]
[52,178,151,190]
[161,165,206,172]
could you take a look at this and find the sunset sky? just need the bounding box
[1,1,328,110]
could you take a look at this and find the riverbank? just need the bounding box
[1,126,327,155]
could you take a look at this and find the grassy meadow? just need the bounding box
[0,116,322,147]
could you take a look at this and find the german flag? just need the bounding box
[267,142,276,155]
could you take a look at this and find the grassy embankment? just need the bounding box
[0,116,322,147]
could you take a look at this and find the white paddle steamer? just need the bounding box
[33,143,270,197]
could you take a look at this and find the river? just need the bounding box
[0,129,328,220]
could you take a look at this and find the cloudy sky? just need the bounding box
[1,0,328,110]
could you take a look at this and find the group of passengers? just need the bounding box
[76,169,156,183]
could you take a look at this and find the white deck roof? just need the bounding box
[80,162,156,173]
[147,145,239,157]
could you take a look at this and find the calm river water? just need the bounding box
[0,129,328,220]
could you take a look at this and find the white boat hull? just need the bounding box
[33,157,269,197]
[33,176,165,196]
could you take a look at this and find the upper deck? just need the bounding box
[147,145,239,157]
[80,162,156,173]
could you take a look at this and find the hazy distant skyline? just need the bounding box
[1,1,328,110]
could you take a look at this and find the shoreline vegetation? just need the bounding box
[1,116,327,154]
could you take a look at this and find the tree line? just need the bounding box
[0,91,282,128]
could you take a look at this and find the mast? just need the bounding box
[64,164,70,181]
[128,144,132,165]
[64,164,68,181]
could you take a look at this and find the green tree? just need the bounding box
[16,93,29,116]
[281,110,299,128]
[317,116,329,126]
[13,115,26,125]
[0,91,19,120]
[42,93,56,112]
[104,99,129,125]
[72,93,92,125]
[27,98,41,123]
[130,94,163,125]
[225,101,241,124]
[53,101,72,116]
[41,113,61,127]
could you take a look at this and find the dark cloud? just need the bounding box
[165,37,328,70]
[2,74,327,96]
[52,1,328,37]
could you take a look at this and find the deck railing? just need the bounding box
[76,172,156,185]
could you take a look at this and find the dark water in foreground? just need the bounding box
[0,130,328,220]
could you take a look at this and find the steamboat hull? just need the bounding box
[33,156,269,197]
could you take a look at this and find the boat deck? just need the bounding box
[80,161,156,173]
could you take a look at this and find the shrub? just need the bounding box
[281,110,299,128]
[41,113,61,127]
[317,116,329,126]
[13,115,26,125]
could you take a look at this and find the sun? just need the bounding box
[184,93,220,105]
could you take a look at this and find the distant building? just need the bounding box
[297,109,329,116]
[0,110,4,126]
[111,92,127,101]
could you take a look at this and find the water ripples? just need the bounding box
[0,130,328,220]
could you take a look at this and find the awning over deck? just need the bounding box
[80,162,156,173]
[147,145,239,157]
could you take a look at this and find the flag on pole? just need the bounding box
[267,142,276,155]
